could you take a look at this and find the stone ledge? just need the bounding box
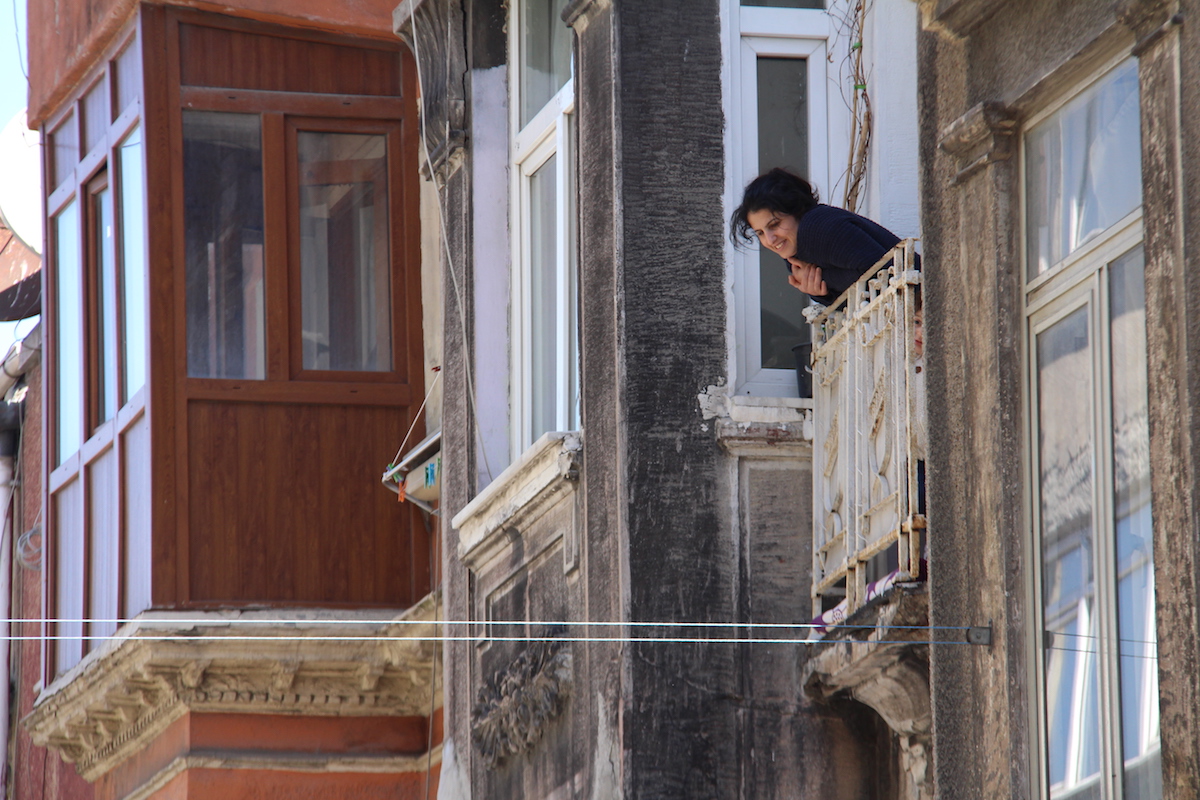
[706,393,813,457]
[25,599,441,782]
[453,431,581,565]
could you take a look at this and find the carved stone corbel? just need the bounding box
[937,101,1018,184]
[393,0,467,186]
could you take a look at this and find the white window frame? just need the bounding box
[508,0,578,455]
[1020,56,1159,800]
[724,1,841,397]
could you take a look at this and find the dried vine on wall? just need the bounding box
[839,0,873,214]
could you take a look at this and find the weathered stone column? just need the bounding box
[1120,1,1200,796]
[925,56,1031,796]
[394,0,473,794]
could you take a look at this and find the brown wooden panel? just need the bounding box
[178,23,402,97]
[178,87,404,119]
[186,400,427,605]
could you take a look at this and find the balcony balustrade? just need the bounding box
[805,241,924,622]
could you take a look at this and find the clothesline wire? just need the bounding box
[3,617,970,630]
[2,633,980,646]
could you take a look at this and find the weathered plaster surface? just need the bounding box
[920,1,1200,798]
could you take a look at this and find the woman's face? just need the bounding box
[746,209,799,259]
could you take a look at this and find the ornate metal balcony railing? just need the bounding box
[805,241,924,620]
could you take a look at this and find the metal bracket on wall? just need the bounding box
[965,624,992,646]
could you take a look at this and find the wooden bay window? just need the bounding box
[46,8,427,677]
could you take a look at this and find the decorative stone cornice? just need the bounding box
[917,0,1004,39]
[25,599,441,782]
[393,0,467,186]
[938,101,1018,183]
[453,432,582,566]
[471,638,572,769]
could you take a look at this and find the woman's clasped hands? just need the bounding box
[787,258,828,298]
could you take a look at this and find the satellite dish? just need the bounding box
[0,111,42,255]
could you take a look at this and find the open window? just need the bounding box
[726,1,830,397]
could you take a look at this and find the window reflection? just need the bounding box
[183,111,266,379]
[93,182,119,425]
[1037,305,1102,798]
[1025,60,1141,279]
[529,153,557,440]
[298,131,392,373]
[55,201,83,465]
[520,0,571,127]
[119,127,147,400]
[1109,245,1161,800]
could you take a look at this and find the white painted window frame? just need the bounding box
[509,0,578,455]
[724,1,844,397]
[1020,55,1157,800]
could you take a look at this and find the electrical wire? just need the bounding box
[9,0,26,82]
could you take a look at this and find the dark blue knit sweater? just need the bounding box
[790,205,907,305]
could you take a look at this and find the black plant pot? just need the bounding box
[792,341,812,398]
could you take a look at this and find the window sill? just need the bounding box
[452,431,582,566]
[702,390,813,458]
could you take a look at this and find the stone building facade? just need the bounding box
[917,0,1198,797]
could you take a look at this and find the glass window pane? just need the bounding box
[1109,244,1162,800]
[51,112,78,189]
[183,111,265,379]
[113,39,141,119]
[742,0,824,6]
[93,184,119,424]
[1037,305,1102,797]
[1025,60,1140,279]
[298,131,392,372]
[83,79,108,155]
[529,153,557,440]
[520,0,571,128]
[756,56,811,379]
[119,127,147,400]
[54,201,83,465]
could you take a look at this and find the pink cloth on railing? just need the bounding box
[809,559,929,637]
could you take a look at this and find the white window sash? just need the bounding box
[511,74,576,453]
[725,1,839,397]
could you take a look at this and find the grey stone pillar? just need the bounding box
[1120,1,1200,796]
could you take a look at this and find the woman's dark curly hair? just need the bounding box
[730,168,820,247]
